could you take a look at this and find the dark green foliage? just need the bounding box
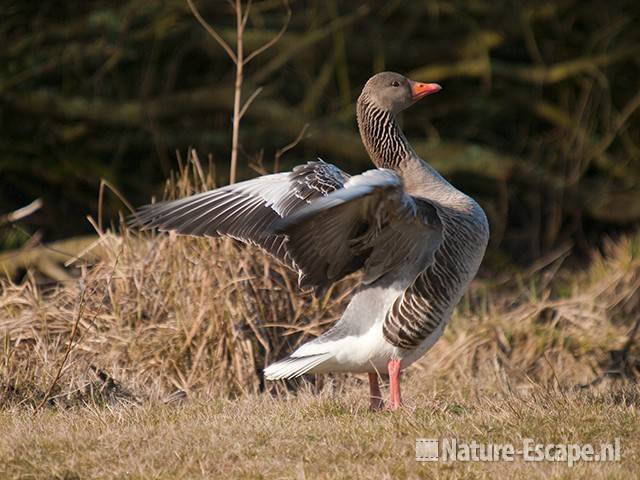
[1,0,639,265]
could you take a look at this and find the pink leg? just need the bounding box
[387,359,402,410]
[368,372,384,411]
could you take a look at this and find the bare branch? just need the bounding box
[241,0,252,31]
[274,123,309,172]
[0,198,42,226]
[33,249,122,413]
[408,44,640,84]
[34,285,88,413]
[251,5,368,84]
[186,0,237,64]
[98,179,135,232]
[239,86,263,119]
[229,0,245,184]
[590,89,640,160]
[243,0,291,65]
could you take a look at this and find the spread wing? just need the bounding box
[130,160,349,274]
[271,169,443,288]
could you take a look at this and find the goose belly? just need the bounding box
[305,275,444,374]
[310,314,448,374]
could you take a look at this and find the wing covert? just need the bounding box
[272,169,443,288]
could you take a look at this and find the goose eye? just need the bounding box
[391,81,400,87]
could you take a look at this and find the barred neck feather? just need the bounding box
[356,93,466,206]
[356,94,416,170]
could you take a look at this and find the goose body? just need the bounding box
[132,72,489,409]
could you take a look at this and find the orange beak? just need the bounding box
[409,81,442,101]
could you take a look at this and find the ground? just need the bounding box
[2,220,639,479]
[1,375,638,479]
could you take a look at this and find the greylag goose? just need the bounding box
[132,72,489,410]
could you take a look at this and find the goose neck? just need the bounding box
[356,96,414,170]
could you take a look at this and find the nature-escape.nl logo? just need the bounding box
[416,438,621,467]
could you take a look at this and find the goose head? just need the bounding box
[360,71,441,114]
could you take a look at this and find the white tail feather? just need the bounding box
[264,353,332,380]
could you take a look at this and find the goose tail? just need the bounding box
[263,352,332,380]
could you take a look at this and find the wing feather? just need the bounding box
[130,160,349,278]
[133,162,443,294]
[272,169,442,288]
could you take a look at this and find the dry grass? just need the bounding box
[1,379,638,478]
[0,230,359,406]
[1,159,640,478]
[0,157,358,406]
[2,224,639,408]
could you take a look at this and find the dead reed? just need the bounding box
[1,157,639,409]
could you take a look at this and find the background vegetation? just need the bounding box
[2,0,639,266]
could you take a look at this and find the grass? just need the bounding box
[1,160,639,478]
[1,381,638,478]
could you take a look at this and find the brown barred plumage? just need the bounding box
[383,203,489,349]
